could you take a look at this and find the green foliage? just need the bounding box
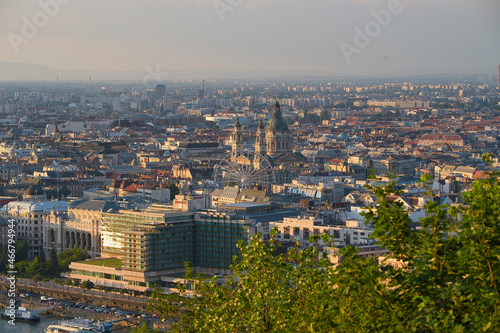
[131,322,159,333]
[0,244,9,273]
[47,248,61,274]
[82,280,94,289]
[15,240,30,262]
[147,167,500,332]
[150,229,335,332]
[26,257,44,278]
[168,183,180,200]
[58,248,90,271]
[11,247,89,280]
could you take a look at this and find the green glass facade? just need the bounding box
[195,213,249,269]
[124,222,196,272]
[101,210,252,274]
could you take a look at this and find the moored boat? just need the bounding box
[1,307,41,322]
[45,318,112,333]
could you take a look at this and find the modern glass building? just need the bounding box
[69,209,256,290]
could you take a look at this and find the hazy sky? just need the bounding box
[0,0,499,77]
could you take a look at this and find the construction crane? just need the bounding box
[423,126,455,152]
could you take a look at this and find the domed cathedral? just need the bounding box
[229,99,306,185]
[265,100,293,157]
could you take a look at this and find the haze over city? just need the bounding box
[1,0,500,332]
[1,0,499,80]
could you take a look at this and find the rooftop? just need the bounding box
[75,258,122,268]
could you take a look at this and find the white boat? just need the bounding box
[1,307,41,322]
[45,318,111,333]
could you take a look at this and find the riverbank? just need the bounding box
[0,299,173,332]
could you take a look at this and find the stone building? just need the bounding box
[2,199,69,260]
[43,200,120,258]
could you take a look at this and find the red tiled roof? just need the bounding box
[123,184,144,193]
[472,171,488,179]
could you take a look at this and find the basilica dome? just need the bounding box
[266,100,289,133]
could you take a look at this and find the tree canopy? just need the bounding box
[13,247,90,279]
[145,162,500,332]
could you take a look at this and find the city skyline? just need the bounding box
[1,0,499,81]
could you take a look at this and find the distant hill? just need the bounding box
[0,61,59,81]
[0,60,343,82]
[0,60,489,82]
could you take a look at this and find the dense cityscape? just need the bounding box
[1,0,499,331]
[0,73,498,330]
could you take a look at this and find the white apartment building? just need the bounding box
[270,215,375,248]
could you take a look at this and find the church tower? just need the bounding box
[253,118,267,170]
[255,118,266,155]
[232,117,243,159]
[265,100,293,157]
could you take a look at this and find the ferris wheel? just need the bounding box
[213,149,275,189]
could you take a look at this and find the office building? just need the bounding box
[67,208,256,291]
[155,84,166,102]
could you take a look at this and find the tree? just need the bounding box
[132,322,158,333]
[0,244,8,273]
[168,183,179,200]
[57,248,90,271]
[147,157,500,332]
[82,280,94,289]
[46,248,61,277]
[15,240,30,262]
[150,230,334,332]
[26,257,44,278]
[38,249,46,262]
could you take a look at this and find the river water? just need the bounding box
[0,316,134,333]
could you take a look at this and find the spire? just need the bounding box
[258,118,264,130]
[273,99,281,116]
[235,116,241,128]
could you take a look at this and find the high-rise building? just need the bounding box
[163,95,173,111]
[155,84,166,102]
[67,208,256,291]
